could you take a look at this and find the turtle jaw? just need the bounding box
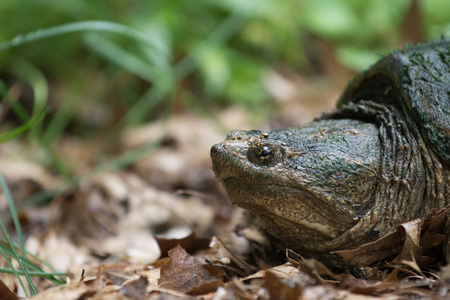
[222,177,359,241]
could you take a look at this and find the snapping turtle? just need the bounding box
[210,39,450,266]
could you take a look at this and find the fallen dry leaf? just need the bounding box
[158,245,224,295]
[392,220,424,275]
[422,207,448,233]
[119,275,148,299]
[262,270,302,300]
[241,262,304,282]
[287,249,339,285]
[334,214,446,269]
[0,278,19,300]
[28,281,95,300]
[334,228,405,266]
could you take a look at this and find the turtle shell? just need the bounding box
[338,39,450,163]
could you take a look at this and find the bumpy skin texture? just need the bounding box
[211,39,450,266]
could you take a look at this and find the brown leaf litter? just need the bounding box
[2,113,450,298]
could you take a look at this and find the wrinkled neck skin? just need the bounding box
[319,100,448,252]
[444,168,450,202]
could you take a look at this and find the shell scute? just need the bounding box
[339,39,450,162]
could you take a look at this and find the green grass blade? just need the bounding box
[0,81,74,183]
[7,57,48,119]
[0,173,38,295]
[174,10,248,80]
[123,81,170,125]
[0,224,37,295]
[0,173,25,258]
[83,32,164,82]
[0,20,166,55]
[0,267,65,278]
[0,240,66,285]
[0,247,28,297]
[0,108,47,143]
[0,238,66,284]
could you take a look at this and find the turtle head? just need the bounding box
[211,118,381,252]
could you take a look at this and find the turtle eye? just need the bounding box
[248,142,281,166]
[260,146,272,158]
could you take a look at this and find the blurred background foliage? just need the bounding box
[0,0,449,182]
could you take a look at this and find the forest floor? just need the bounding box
[1,62,450,300]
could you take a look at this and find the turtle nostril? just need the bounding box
[210,144,221,156]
